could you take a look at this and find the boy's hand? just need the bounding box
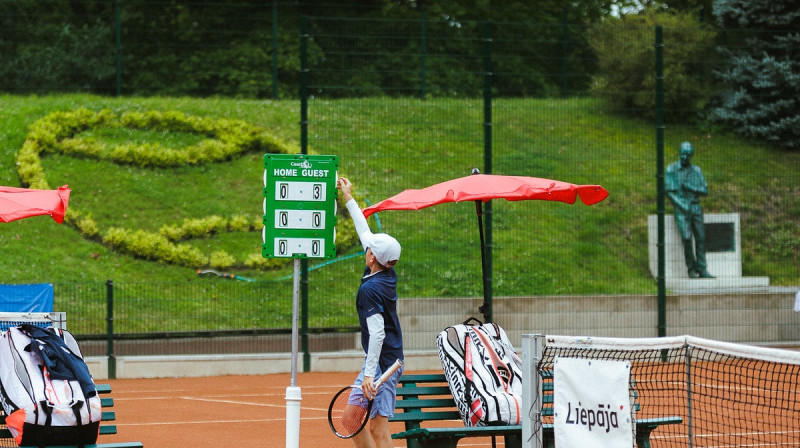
[337,177,354,202]
[362,376,376,399]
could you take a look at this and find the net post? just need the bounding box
[51,312,67,330]
[685,344,694,448]
[522,334,544,448]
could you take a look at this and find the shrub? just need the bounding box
[15,108,357,271]
[589,11,717,122]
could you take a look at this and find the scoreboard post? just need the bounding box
[263,154,338,448]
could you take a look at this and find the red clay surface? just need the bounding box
[13,367,780,447]
[100,370,504,448]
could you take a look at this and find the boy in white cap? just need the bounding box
[337,177,404,448]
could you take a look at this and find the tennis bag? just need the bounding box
[0,324,101,446]
[436,317,523,427]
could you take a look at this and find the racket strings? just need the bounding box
[327,360,402,439]
[329,386,369,437]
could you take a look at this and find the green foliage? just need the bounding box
[17,108,295,183]
[0,94,797,296]
[710,0,800,150]
[0,1,116,94]
[12,106,357,270]
[0,0,614,98]
[589,11,717,122]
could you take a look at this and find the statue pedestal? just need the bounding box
[648,213,769,293]
[663,277,770,294]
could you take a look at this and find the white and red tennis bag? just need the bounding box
[436,318,523,427]
[0,324,101,446]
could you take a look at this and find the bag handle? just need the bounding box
[462,317,483,326]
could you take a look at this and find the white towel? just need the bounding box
[794,289,800,312]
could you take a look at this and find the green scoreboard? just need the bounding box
[262,154,338,259]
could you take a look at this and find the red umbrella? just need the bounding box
[363,173,607,216]
[362,171,608,322]
[0,185,71,224]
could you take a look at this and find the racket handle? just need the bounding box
[374,359,403,388]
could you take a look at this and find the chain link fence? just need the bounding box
[2,2,797,357]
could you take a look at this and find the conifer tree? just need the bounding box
[712,0,800,149]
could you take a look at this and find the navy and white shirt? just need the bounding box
[357,266,404,375]
[345,197,404,377]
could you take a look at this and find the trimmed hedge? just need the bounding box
[16,109,358,270]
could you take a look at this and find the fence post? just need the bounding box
[561,6,569,97]
[272,0,279,99]
[300,16,308,153]
[299,16,311,372]
[420,5,427,100]
[115,0,122,97]
[482,20,494,323]
[105,279,116,379]
[655,26,667,338]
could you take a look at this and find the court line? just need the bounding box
[654,427,800,447]
[116,416,328,427]
[115,391,338,402]
[179,395,328,412]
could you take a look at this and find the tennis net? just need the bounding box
[522,334,800,448]
[0,312,67,332]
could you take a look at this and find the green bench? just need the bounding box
[390,372,682,448]
[0,383,144,448]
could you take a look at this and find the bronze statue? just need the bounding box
[665,142,714,279]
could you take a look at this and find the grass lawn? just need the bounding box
[0,94,797,331]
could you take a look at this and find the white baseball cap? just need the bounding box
[367,233,401,266]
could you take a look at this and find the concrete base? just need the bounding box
[667,276,771,294]
[85,349,443,380]
[84,291,800,379]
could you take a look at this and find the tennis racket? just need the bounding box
[328,359,403,438]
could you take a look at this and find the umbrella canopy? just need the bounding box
[0,185,71,224]
[361,173,608,322]
[362,174,608,217]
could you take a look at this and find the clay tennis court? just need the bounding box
[91,364,795,448]
[98,370,506,448]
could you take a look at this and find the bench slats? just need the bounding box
[391,410,462,422]
[395,425,522,440]
[399,374,452,383]
[637,416,684,427]
[396,385,453,396]
[395,398,457,409]
[99,425,118,435]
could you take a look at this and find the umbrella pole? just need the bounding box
[475,200,491,322]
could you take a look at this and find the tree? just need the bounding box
[589,10,717,122]
[711,0,800,150]
[0,0,115,94]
